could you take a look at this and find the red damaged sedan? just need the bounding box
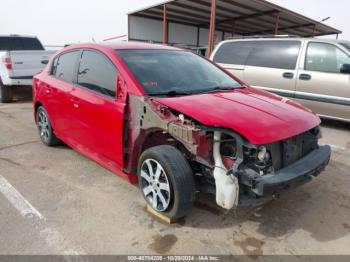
[33,43,331,221]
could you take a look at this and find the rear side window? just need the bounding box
[54,51,80,83]
[0,37,44,51]
[213,40,301,70]
[246,41,301,70]
[213,41,251,65]
[77,50,117,98]
[305,42,350,73]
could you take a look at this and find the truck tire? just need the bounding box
[36,106,61,146]
[0,79,13,103]
[138,145,195,221]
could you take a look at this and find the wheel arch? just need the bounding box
[33,101,43,122]
[126,128,193,176]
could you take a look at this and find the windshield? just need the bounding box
[116,50,242,96]
[340,42,350,52]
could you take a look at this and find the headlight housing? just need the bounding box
[257,146,271,162]
[243,145,273,176]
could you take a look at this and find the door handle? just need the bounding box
[70,97,80,109]
[299,74,312,81]
[45,85,53,94]
[283,72,294,79]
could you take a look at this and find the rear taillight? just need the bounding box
[2,54,12,70]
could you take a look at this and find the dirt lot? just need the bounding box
[0,87,350,256]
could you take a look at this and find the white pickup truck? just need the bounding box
[0,35,56,102]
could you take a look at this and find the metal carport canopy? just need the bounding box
[127,0,342,56]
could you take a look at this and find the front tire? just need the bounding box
[138,145,195,221]
[0,80,13,103]
[36,106,60,146]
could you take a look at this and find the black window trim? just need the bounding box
[75,48,119,100]
[304,41,350,74]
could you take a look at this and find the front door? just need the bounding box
[69,50,125,168]
[44,50,80,140]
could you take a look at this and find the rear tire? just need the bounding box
[0,79,13,103]
[138,145,195,221]
[36,106,60,146]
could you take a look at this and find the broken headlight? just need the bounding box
[244,146,273,175]
[257,146,271,162]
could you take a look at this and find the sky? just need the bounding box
[0,0,349,46]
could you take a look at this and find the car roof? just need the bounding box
[218,37,348,45]
[0,34,37,38]
[64,42,182,51]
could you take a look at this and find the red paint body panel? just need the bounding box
[69,87,125,167]
[154,87,320,145]
[33,42,321,184]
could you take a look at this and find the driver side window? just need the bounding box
[305,42,350,74]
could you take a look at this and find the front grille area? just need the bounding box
[283,135,304,167]
[268,127,320,171]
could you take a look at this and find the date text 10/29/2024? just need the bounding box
[128,256,220,261]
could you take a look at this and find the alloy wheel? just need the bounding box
[140,159,171,212]
[37,110,50,142]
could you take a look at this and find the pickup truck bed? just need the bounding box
[0,35,56,102]
[1,50,55,86]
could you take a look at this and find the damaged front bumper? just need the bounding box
[251,145,331,197]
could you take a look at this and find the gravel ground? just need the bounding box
[0,87,349,256]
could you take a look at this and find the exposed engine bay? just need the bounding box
[124,95,329,210]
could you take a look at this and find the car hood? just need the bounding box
[153,87,320,145]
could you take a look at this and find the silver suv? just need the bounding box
[211,37,350,122]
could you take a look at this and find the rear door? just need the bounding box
[69,49,125,168]
[43,50,81,140]
[243,40,302,98]
[296,41,350,120]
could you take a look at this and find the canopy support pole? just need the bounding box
[163,4,168,44]
[274,13,280,35]
[312,24,316,37]
[208,0,216,57]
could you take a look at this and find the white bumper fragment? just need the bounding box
[213,131,239,209]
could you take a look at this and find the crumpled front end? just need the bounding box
[124,95,331,210]
[206,126,331,209]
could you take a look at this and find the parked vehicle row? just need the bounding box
[33,43,331,221]
[2,35,350,124]
[0,35,55,102]
[211,37,350,122]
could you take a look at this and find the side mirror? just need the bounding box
[340,64,350,74]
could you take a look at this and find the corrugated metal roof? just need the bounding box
[128,0,341,37]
